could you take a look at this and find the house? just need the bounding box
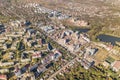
[47,49,62,60]
[40,26,54,33]
[67,44,75,52]
[8,37,12,41]
[23,27,30,32]
[37,65,46,73]
[0,39,5,43]
[45,62,54,69]
[103,61,110,68]
[80,59,95,69]
[0,37,8,40]
[11,42,18,50]
[27,29,36,36]
[58,39,66,45]
[32,51,41,59]
[80,34,90,43]
[27,40,37,47]
[53,49,62,59]
[3,44,7,50]
[30,64,38,72]
[49,53,55,60]
[10,20,21,27]
[0,69,9,73]
[86,48,98,56]
[9,52,14,60]
[31,75,36,80]
[111,60,120,72]
[21,64,30,74]
[41,53,53,64]
[64,30,73,36]
[0,74,7,80]
[27,41,32,47]
[36,39,43,46]
[14,66,22,77]
[0,62,14,67]
[34,65,46,78]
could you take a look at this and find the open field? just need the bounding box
[94,48,109,62]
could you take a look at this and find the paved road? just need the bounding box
[47,57,78,80]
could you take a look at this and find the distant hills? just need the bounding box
[104,0,120,6]
[7,0,120,7]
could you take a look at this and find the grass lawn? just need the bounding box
[94,48,109,62]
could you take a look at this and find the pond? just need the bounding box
[73,28,90,33]
[97,34,120,45]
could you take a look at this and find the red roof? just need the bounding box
[0,75,7,80]
[112,61,120,70]
[32,53,41,57]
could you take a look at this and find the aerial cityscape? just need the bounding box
[0,0,120,80]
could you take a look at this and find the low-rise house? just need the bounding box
[111,60,120,72]
[23,27,30,32]
[41,53,53,64]
[21,58,31,63]
[11,42,17,50]
[58,39,67,45]
[14,66,22,77]
[36,39,43,46]
[40,26,54,33]
[81,34,90,43]
[64,30,73,36]
[95,43,113,51]
[8,37,12,41]
[6,34,22,37]
[30,64,38,72]
[52,49,62,60]
[31,74,36,80]
[37,65,46,74]
[0,74,7,80]
[103,61,110,68]
[21,64,30,74]
[34,45,42,48]
[86,48,98,56]
[10,20,21,28]
[0,69,9,73]
[9,52,14,60]
[32,51,41,59]
[27,40,37,47]
[80,59,95,69]
[0,37,8,40]
[0,39,5,43]
[27,29,36,36]
[0,62,14,67]
[0,43,3,47]
[3,44,7,50]
[67,44,75,52]
[27,41,32,47]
